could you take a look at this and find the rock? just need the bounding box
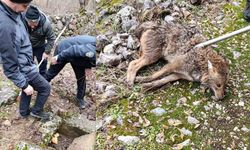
[96,34,110,51]
[127,35,139,50]
[241,126,249,132]
[59,114,102,138]
[67,133,96,150]
[179,128,192,136]
[2,120,11,127]
[143,0,155,10]
[117,47,133,59]
[117,136,140,145]
[173,139,191,149]
[16,141,43,150]
[233,51,241,59]
[187,116,200,125]
[150,107,167,116]
[56,20,64,30]
[102,90,117,98]
[97,53,123,66]
[39,114,62,145]
[104,115,115,125]
[164,15,175,23]
[103,44,115,54]
[116,6,138,32]
[117,116,123,125]
[95,81,106,94]
[244,83,250,88]
[0,81,17,107]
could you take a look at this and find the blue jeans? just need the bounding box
[45,62,86,100]
[19,73,51,116]
[33,46,47,77]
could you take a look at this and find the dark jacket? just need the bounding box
[55,35,96,68]
[24,10,55,54]
[0,1,37,89]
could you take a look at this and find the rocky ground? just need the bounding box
[96,0,250,149]
[0,12,97,150]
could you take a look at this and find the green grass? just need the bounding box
[96,0,250,149]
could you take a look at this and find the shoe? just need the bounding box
[243,1,250,21]
[30,111,51,121]
[74,98,85,109]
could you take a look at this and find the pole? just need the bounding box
[37,16,73,68]
[194,25,250,48]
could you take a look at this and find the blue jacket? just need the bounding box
[55,35,96,68]
[0,1,37,89]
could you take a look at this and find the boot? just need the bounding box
[190,0,202,5]
[243,0,250,21]
[75,97,85,109]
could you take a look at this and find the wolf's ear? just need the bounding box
[208,60,213,70]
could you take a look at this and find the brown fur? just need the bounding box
[127,21,229,100]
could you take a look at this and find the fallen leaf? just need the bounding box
[51,133,60,144]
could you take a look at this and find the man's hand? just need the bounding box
[42,53,49,60]
[51,55,58,65]
[23,85,34,96]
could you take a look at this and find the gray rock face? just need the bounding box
[97,53,123,66]
[116,6,138,32]
[59,114,101,138]
[67,133,96,150]
[39,114,62,145]
[16,141,44,150]
[0,81,17,107]
[117,136,140,145]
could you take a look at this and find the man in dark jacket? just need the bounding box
[244,0,250,21]
[24,5,56,77]
[0,0,51,120]
[45,35,96,109]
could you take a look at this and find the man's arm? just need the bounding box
[0,24,28,89]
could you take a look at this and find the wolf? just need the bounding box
[127,21,229,100]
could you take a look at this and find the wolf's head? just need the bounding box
[201,59,229,100]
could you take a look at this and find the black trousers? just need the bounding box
[45,62,86,100]
[33,45,47,77]
[20,72,51,116]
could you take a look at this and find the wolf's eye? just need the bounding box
[217,84,221,88]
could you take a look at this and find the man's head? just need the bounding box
[25,5,40,29]
[2,0,32,13]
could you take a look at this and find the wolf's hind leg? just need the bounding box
[142,73,181,90]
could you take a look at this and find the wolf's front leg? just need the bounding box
[142,73,181,91]
[127,58,149,86]
[135,62,178,83]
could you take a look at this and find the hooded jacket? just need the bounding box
[0,1,37,89]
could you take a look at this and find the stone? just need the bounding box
[0,81,17,107]
[150,107,167,116]
[39,114,62,145]
[67,133,96,150]
[118,136,140,145]
[59,114,102,138]
[187,116,200,125]
[97,53,123,66]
